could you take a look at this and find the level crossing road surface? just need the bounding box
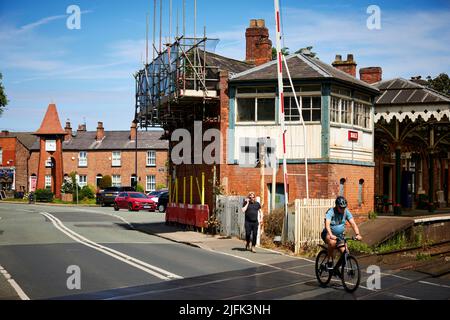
[0,203,449,300]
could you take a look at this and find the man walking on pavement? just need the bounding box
[242,192,262,253]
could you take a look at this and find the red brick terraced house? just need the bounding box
[0,131,36,194]
[1,104,169,199]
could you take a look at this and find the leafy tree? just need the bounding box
[136,184,145,193]
[98,175,112,189]
[0,72,7,116]
[271,47,290,60]
[156,184,167,191]
[426,73,450,96]
[61,178,75,194]
[62,172,82,194]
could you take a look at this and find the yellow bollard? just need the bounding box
[175,178,179,204]
[190,176,193,205]
[201,172,205,206]
[183,177,186,204]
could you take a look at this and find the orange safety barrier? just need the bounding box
[166,204,209,228]
[186,204,196,227]
[194,204,209,229]
[166,203,177,223]
[177,204,187,225]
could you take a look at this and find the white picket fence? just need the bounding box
[294,198,335,254]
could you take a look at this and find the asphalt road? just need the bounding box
[0,203,449,301]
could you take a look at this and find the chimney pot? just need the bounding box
[96,121,105,141]
[77,124,87,132]
[130,121,137,141]
[332,53,357,77]
[64,121,72,141]
[250,19,257,27]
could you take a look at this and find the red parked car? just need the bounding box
[114,192,156,212]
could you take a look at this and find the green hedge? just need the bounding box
[35,189,54,202]
[79,185,95,200]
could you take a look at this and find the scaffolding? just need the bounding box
[135,35,220,129]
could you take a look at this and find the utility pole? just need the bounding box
[75,174,79,205]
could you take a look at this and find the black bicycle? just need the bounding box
[315,236,361,292]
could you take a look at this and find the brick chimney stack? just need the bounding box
[96,122,105,141]
[130,121,137,141]
[77,123,87,133]
[359,67,382,84]
[64,121,72,141]
[245,19,272,66]
[332,54,357,77]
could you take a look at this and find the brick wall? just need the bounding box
[219,162,373,223]
[14,141,31,191]
[0,137,16,167]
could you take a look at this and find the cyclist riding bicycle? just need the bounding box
[321,196,362,269]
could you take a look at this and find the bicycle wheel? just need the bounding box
[315,250,332,286]
[341,255,360,292]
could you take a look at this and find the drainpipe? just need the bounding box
[428,152,434,213]
[394,147,402,215]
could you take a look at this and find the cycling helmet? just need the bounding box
[335,196,348,208]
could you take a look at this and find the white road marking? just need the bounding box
[0,265,30,300]
[419,281,450,289]
[380,272,412,281]
[40,212,182,281]
[392,294,419,300]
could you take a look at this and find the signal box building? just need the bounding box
[135,19,380,221]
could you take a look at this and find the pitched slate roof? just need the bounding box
[229,53,379,93]
[203,51,254,75]
[34,104,67,135]
[12,133,38,149]
[30,130,168,151]
[374,78,450,105]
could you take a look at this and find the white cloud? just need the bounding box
[19,14,67,32]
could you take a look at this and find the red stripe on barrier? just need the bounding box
[280,92,284,114]
[276,11,280,32]
[278,53,283,73]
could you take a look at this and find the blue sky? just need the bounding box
[0,0,449,131]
